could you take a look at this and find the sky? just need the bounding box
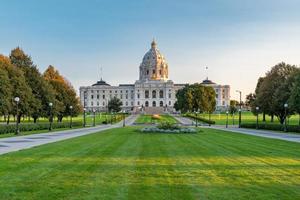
[1,0,300,100]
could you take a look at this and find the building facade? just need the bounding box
[79,40,230,113]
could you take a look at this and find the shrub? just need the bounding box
[185,113,215,125]
[157,122,179,130]
[241,123,300,133]
[0,121,83,135]
[141,126,197,134]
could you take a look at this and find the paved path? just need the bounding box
[173,115,194,126]
[210,126,300,143]
[0,115,138,155]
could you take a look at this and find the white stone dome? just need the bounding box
[139,40,168,81]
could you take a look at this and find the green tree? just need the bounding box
[229,100,238,115]
[289,71,300,125]
[108,97,122,112]
[174,83,216,114]
[0,66,12,119]
[10,47,55,123]
[0,55,33,123]
[255,62,298,124]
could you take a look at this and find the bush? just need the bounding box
[141,126,198,134]
[0,121,83,135]
[185,113,215,125]
[241,123,300,133]
[157,122,179,130]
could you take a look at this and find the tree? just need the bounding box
[0,55,33,123]
[174,83,216,114]
[0,66,12,119]
[10,47,55,123]
[254,62,298,124]
[229,100,238,115]
[289,71,300,125]
[43,65,81,122]
[108,97,122,112]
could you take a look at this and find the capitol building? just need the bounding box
[79,40,230,113]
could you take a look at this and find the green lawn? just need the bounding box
[194,111,300,125]
[135,114,178,124]
[0,127,299,199]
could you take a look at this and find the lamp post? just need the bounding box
[194,110,199,127]
[14,97,20,135]
[226,111,229,128]
[236,90,242,128]
[123,110,126,127]
[256,106,259,129]
[48,102,53,131]
[83,108,86,127]
[69,105,73,128]
[284,103,288,132]
[93,109,96,127]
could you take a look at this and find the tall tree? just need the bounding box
[0,55,33,123]
[44,65,81,122]
[108,97,122,112]
[10,47,55,122]
[289,71,300,125]
[0,65,12,119]
[255,62,298,124]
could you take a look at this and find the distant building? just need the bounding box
[79,40,230,113]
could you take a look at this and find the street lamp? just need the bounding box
[236,90,242,128]
[69,105,73,128]
[14,97,20,135]
[83,107,86,127]
[122,110,126,127]
[194,110,199,127]
[256,106,259,129]
[93,109,96,127]
[284,103,288,132]
[49,102,53,131]
[226,111,229,128]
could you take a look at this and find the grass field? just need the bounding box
[135,114,178,124]
[194,112,300,125]
[0,127,299,199]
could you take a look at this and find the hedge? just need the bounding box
[241,123,300,133]
[185,113,215,125]
[0,121,83,135]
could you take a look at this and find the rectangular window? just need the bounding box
[103,95,105,99]
[91,95,94,99]
[97,95,99,99]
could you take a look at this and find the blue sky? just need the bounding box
[1,0,300,100]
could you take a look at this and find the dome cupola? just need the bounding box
[139,39,169,81]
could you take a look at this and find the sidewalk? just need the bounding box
[210,125,300,143]
[0,115,138,155]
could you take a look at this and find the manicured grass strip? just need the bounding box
[0,127,299,199]
[135,114,178,124]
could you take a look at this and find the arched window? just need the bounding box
[152,101,156,107]
[159,90,163,98]
[145,90,149,98]
[145,101,149,107]
[160,101,163,107]
[152,90,156,98]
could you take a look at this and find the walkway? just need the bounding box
[210,126,300,143]
[173,115,194,126]
[0,115,138,155]
[175,116,300,143]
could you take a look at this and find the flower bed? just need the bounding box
[141,127,197,134]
